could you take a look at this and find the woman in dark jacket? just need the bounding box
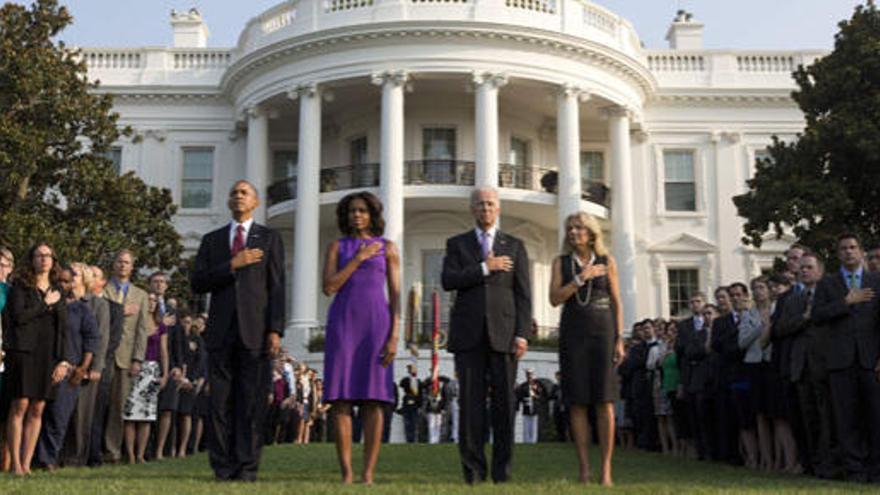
[4,243,69,475]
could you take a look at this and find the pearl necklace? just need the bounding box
[571,253,595,307]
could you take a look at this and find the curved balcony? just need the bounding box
[267,163,380,206]
[404,160,475,186]
[236,0,644,61]
[267,161,610,208]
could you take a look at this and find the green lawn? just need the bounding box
[0,442,872,494]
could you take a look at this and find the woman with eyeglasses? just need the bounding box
[3,243,70,475]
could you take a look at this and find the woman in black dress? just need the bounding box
[4,243,70,475]
[550,212,625,486]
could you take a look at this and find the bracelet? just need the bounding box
[573,274,586,287]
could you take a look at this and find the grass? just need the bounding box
[0,442,873,494]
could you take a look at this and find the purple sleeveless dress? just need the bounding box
[323,237,394,403]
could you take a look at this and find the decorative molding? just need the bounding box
[221,26,656,98]
[652,92,794,104]
[632,129,650,144]
[600,105,634,120]
[142,128,167,142]
[557,83,591,102]
[286,82,320,100]
[471,71,509,89]
[721,131,742,144]
[371,69,409,88]
[648,232,717,253]
[650,253,663,284]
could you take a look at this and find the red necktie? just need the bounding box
[232,225,245,256]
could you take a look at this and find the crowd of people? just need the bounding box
[614,237,880,484]
[0,244,336,474]
[2,180,879,488]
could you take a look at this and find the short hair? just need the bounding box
[729,281,749,295]
[768,272,791,287]
[689,291,707,301]
[114,248,137,263]
[714,286,730,298]
[0,246,13,265]
[561,211,608,257]
[148,271,167,283]
[469,186,499,206]
[230,180,259,198]
[701,304,719,313]
[784,243,807,256]
[336,191,385,237]
[836,232,861,247]
[800,252,825,270]
[750,275,769,291]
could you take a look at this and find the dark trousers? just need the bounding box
[88,366,115,465]
[714,387,740,464]
[795,375,838,477]
[401,407,419,443]
[36,379,81,466]
[207,330,270,481]
[454,343,517,484]
[828,366,880,481]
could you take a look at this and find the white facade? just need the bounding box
[81,2,823,404]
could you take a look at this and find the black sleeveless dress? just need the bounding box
[559,254,620,405]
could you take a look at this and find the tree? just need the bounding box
[0,1,183,278]
[734,1,880,258]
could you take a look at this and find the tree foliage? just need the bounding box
[734,1,880,258]
[0,0,183,278]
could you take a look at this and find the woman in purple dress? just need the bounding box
[322,191,400,484]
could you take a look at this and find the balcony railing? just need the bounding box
[404,160,475,186]
[498,163,554,192]
[267,162,609,208]
[267,176,297,206]
[267,163,380,206]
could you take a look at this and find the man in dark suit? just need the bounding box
[675,292,709,458]
[441,186,531,484]
[192,180,286,482]
[398,364,422,443]
[710,284,746,465]
[774,252,839,478]
[811,233,880,482]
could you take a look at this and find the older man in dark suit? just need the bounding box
[441,186,531,484]
[774,252,839,478]
[192,180,286,482]
[812,233,880,482]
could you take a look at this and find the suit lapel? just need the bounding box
[494,231,508,255]
[248,223,263,249]
[467,230,483,262]
[218,224,232,261]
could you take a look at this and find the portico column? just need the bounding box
[371,70,407,254]
[245,104,269,223]
[607,106,638,329]
[286,82,322,353]
[473,71,507,188]
[556,85,589,243]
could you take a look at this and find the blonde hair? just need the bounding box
[561,211,608,256]
[71,262,94,292]
[0,246,13,265]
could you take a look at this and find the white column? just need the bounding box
[371,70,407,252]
[286,83,322,353]
[607,106,638,329]
[556,85,589,243]
[245,104,269,223]
[473,71,507,188]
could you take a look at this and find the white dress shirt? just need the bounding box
[229,217,255,250]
